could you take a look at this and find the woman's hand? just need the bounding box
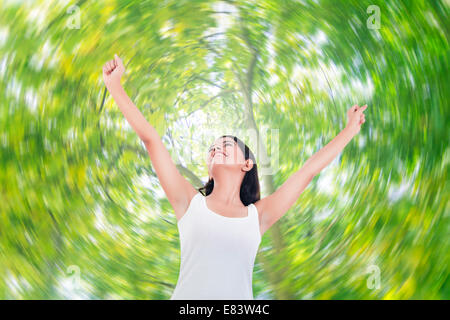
[102,54,125,89]
[345,104,367,136]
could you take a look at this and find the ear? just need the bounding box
[242,159,254,172]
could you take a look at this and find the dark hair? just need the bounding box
[198,135,260,206]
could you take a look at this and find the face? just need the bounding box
[206,137,253,178]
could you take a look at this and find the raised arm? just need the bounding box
[102,54,197,220]
[255,105,367,236]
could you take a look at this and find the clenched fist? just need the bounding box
[345,104,367,136]
[102,54,125,89]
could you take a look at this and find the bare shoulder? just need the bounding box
[252,199,268,236]
[173,186,199,221]
[253,199,264,220]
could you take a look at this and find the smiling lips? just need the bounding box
[213,151,226,157]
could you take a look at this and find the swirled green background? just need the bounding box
[0,0,448,299]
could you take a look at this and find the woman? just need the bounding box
[102,54,367,300]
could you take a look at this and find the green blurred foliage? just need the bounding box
[0,0,448,299]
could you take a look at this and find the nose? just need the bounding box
[210,145,225,158]
[211,145,222,153]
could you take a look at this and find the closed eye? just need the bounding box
[208,141,234,153]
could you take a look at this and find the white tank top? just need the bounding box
[170,192,261,300]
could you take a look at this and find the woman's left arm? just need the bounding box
[256,104,367,235]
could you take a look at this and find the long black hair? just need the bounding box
[198,135,260,206]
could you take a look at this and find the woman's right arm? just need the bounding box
[102,54,198,220]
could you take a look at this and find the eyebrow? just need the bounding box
[208,140,236,149]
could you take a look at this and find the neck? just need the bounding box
[208,170,244,206]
